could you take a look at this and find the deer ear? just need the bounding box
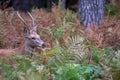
[24,27,30,36]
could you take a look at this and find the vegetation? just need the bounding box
[0,4,120,80]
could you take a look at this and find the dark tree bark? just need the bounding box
[52,0,59,5]
[61,0,78,11]
[61,0,66,9]
[78,0,105,27]
[0,0,53,11]
[0,0,13,10]
[12,0,32,12]
[32,0,52,9]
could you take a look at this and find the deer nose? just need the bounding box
[42,43,46,48]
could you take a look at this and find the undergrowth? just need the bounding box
[0,5,120,80]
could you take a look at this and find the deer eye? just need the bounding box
[32,37,36,40]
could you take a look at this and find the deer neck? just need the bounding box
[13,41,35,56]
[25,41,35,56]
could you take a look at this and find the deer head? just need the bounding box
[17,11,45,56]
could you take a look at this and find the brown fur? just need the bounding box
[0,45,25,58]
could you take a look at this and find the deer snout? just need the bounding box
[42,43,46,48]
[38,40,46,48]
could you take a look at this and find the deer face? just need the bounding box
[17,11,46,48]
[24,27,45,48]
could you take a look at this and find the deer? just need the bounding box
[0,11,46,58]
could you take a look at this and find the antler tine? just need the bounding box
[17,11,28,27]
[27,12,35,27]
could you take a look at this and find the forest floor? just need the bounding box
[0,6,120,49]
[0,6,120,80]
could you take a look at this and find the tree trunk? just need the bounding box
[61,0,66,9]
[78,0,105,27]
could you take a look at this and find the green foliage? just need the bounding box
[105,4,117,16]
[54,27,65,39]
[54,63,80,80]
[108,50,120,80]
[1,36,114,80]
[110,50,120,70]
[53,63,101,80]
[78,64,101,80]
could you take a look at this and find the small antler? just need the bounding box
[17,11,37,31]
[27,12,37,31]
[17,11,29,27]
[27,12,35,27]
